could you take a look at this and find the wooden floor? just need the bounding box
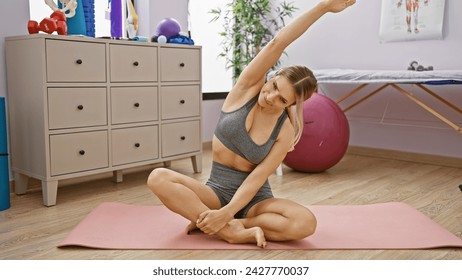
[1,145,461,260]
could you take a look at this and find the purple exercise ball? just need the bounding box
[283,93,350,173]
[156,18,181,39]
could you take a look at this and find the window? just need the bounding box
[189,0,232,93]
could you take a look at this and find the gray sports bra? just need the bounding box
[214,95,288,165]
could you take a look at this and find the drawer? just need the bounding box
[110,45,158,82]
[112,126,159,166]
[46,40,106,82]
[160,48,200,81]
[50,131,109,176]
[161,85,200,120]
[161,121,201,157]
[48,87,107,129]
[111,86,158,124]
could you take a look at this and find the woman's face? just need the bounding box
[258,75,296,112]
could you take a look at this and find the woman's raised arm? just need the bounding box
[233,0,356,91]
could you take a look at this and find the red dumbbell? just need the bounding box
[40,11,67,35]
[28,20,40,34]
[28,10,67,35]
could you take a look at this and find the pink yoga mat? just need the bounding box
[58,202,462,250]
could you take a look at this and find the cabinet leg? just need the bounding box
[41,180,58,207]
[163,161,171,168]
[113,170,123,183]
[191,154,202,173]
[13,172,29,195]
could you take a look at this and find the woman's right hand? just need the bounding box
[196,209,233,235]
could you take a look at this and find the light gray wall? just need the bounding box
[285,0,461,70]
[1,0,30,98]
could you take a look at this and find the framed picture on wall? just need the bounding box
[379,0,445,43]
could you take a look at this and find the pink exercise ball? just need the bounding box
[283,93,350,173]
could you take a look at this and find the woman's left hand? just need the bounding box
[322,0,356,13]
[196,209,233,235]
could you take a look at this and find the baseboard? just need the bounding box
[347,146,462,168]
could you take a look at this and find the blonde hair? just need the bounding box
[273,65,317,150]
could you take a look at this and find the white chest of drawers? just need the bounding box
[5,34,202,206]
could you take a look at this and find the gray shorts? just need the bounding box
[205,161,274,218]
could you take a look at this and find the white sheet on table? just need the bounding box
[313,69,462,84]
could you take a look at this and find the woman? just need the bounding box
[147,0,356,248]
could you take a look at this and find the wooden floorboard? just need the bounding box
[1,146,461,260]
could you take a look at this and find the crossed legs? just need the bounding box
[147,168,317,247]
[147,168,266,246]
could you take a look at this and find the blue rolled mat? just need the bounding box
[0,97,10,211]
[82,0,95,37]
[0,156,9,211]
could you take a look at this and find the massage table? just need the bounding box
[312,69,462,135]
[275,69,462,176]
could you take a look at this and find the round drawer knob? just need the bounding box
[133,61,139,66]
[134,143,141,148]
[180,100,185,104]
[134,102,140,108]
[77,105,84,110]
[179,62,185,67]
[76,59,83,65]
[79,150,85,155]
[180,136,186,141]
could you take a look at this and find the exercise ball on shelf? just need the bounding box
[156,18,181,39]
[283,93,350,173]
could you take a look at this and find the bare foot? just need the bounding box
[185,221,199,234]
[220,219,267,248]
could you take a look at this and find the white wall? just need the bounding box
[284,0,462,71]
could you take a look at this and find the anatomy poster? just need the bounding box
[379,0,445,43]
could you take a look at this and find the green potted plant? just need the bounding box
[210,0,298,83]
